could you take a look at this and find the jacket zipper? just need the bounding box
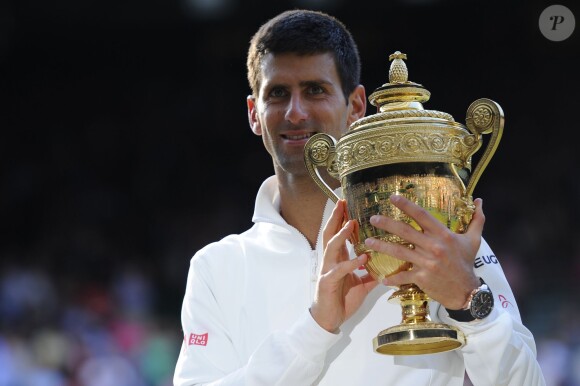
[310,250,319,282]
[309,198,334,299]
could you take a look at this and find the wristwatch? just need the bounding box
[446,278,494,322]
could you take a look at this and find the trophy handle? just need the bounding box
[464,98,505,197]
[304,133,341,203]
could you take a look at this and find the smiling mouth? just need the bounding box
[281,133,315,140]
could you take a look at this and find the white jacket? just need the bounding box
[174,176,545,386]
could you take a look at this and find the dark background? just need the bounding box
[1,0,578,385]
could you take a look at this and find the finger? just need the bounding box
[367,213,428,249]
[466,198,485,236]
[323,199,347,248]
[324,253,368,281]
[359,272,380,289]
[389,195,448,235]
[462,198,484,254]
[320,219,355,274]
[326,219,354,255]
[382,269,415,288]
[364,236,416,265]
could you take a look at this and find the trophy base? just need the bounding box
[373,322,465,355]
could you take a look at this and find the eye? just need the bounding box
[307,84,325,95]
[269,87,288,98]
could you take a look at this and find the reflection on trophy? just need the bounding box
[304,51,504,355]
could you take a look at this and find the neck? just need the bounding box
[277,172,339,248]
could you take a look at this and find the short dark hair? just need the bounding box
[246,9,361,101]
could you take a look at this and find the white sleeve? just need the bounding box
[438,238,546,386]
[173,254,341,386]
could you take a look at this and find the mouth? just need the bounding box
[281,132,315,141]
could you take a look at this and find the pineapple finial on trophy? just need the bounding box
[388,51,408,83]
[366,50,431,113]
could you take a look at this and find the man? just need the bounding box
[174,9,545,385]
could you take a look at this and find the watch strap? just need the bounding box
[446,305,477,322]
[446,278,488,322]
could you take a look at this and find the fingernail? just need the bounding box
[390,195,400,203]
[364,238,375,247]
[369,215,379,224]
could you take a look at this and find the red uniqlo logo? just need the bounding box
[188,333,208,346]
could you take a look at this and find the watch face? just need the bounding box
[471,290,494,319]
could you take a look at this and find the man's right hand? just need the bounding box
[310,199,378,333]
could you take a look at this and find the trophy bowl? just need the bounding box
[304,51,504,355]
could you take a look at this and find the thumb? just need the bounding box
[466,198,485,239]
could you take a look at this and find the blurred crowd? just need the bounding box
[0,263,180,386]
[1,236,580,386]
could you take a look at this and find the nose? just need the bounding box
[285,94,308,124]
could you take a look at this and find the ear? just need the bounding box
[247,95,262,136]
[346,85,367,126]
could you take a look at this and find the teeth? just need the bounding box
[285,133,312,140]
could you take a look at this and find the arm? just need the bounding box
[441,292,545,385]
[174,200,376,385]
[364,195,546,385]
[173,254,341,386]
[438,237,545,386]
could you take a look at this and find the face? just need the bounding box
[247,52,366,177]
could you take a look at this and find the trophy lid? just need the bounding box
[350,51,456,130]
[334,51,485,179]
[304,51,504,201]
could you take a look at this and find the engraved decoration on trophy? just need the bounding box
[304,51,504,355]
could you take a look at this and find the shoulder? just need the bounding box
[193,234,247,264]
[189,224,265,270]
[182,233,251,295]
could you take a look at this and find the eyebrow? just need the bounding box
[300,79,332,87]
[267,79,333,91]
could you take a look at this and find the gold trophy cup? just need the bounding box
[304,51,504,355]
